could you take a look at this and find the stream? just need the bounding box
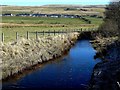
[2,40,101,89]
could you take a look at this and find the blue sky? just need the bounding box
[1,0,111,6]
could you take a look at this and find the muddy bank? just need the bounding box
[89,36,120,90]
[0,33,79,80]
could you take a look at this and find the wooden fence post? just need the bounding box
[27,31,29,39]
[49,30,50,36]
[2,33,4,42]
[36,31,38,40]
[43,31,44,36]
[16,32,18,41]
[81,28,82,32]
[54,30,55,36]
[58,30,60,35]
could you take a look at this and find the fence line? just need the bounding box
[1,28,98,42]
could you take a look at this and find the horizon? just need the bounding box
[1,4,108,7]
[1,0,110,6]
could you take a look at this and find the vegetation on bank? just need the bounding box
[1,33,79,80]
[98,2,120,38]
[89,2,120,90]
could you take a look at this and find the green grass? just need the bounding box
[2,16,102,42]
[2,16,103,25]
[83,16,103,25]
[1,5,105,43]
[2,26,97,42]
[2,16,86,25]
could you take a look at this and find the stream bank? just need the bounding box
[89,35,120,90]
[0,33,79,80]
[2,40,100,89]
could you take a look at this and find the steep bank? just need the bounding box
[89,36,120,90]
[0,33,79,80]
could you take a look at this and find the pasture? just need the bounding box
[1,16,103,42]
[1,5,104,42]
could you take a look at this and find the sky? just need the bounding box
[0,0,119,6]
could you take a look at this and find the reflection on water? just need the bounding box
[2,40,100,89]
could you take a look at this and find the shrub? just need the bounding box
[98,20,118,37]
[98,1,120,38]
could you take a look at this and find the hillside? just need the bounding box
[1,5,105,16]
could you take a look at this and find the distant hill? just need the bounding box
[1,4,105,16]
[42,4,106,8]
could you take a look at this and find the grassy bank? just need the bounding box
[1,32,79,80]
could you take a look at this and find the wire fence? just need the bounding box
[1,28,97,42]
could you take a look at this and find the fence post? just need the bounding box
[54,30,55,36]
[36,31,38,40]
[16,32,18,41]
[2,33,4,42]
[43,31,44,36]
[27,31,29,39]
[49,30,50,36]
[81,28,82,32]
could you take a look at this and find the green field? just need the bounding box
[83,16,103,25]
[2,16,103,42]
[2,16,86,25]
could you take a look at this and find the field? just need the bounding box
[1,5,105,42]
[1,5,105,16]
[2,16,86,25]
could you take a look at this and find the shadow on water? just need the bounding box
[2,40,101,89]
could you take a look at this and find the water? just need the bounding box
[2,40,100,89]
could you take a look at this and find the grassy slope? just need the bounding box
[1,5,104,42]
[2,5,105,16]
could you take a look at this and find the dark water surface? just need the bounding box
[2,40,100,89]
